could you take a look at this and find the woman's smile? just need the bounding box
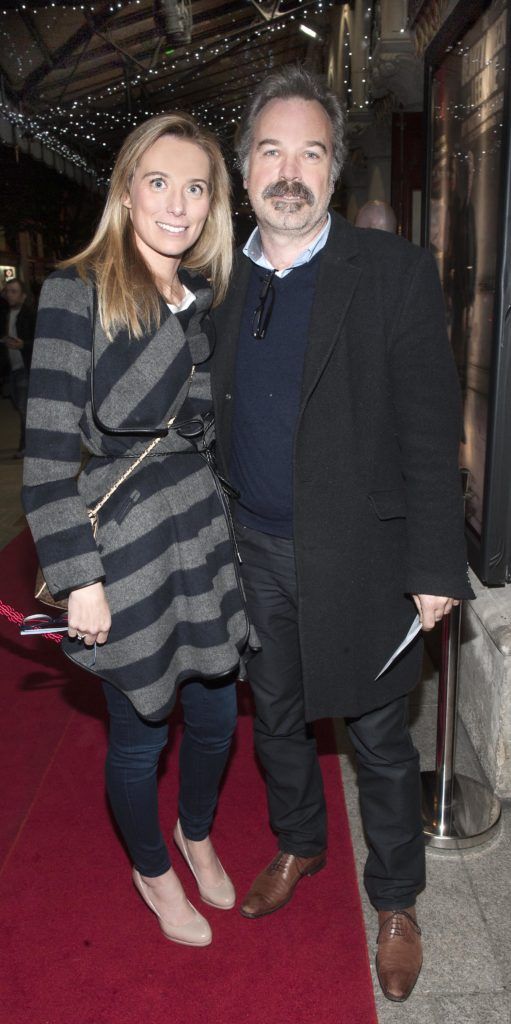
[123,134,211,277]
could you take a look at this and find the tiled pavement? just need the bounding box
[337,656,511,1022]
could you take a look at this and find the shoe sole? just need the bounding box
[239,856,327,919]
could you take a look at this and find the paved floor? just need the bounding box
[1,398,509,1023]
[338,658,511,1022]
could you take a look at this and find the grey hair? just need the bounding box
[235,64,346,183]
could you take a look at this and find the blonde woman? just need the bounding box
[22,113,252,947]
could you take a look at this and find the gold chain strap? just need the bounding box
[88,365,195,527]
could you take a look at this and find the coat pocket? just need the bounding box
[368,489,406,520]
[113,487,142,526]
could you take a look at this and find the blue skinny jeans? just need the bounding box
[102,677,237,877]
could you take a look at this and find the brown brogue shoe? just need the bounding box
[240,850,326,919]
[376,907,423,1002]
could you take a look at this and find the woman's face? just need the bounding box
[123,134,211,274]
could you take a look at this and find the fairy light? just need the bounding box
[0,0,340,171]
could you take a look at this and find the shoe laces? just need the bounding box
[379,910,421,941]
[268,852,289,875]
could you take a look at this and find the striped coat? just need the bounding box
[22,267,251,721]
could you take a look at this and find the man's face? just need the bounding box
[5,282,24,307]
[244,97,335,239]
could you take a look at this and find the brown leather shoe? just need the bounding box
[240,850,326,918]
[376,907,423,1002]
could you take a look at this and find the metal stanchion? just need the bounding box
[421,602,502,849]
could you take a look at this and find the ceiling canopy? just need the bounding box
[0,0,331,178]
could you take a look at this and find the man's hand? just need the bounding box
[68,581,111,646]
[5,335,23,349]
[412,594,460,632]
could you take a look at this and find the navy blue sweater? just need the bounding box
[230,256,321,537]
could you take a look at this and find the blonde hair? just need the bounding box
[63,112,233,338]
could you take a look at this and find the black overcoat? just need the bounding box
[211,212,474,720]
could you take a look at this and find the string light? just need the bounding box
[0,0,337,172]
[5,0,468,182]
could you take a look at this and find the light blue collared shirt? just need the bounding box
[242,213,331,278]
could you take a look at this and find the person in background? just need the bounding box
[23,112,254,949]
[0,284,10,395]
[355,199,397,233]
[2,278,36,455]
[211,65,473,1002]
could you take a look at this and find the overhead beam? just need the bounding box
[56,35,94,105]
[18,10,56,68]
[245,0,281,23]
[0,63,20,106]
[31,0,317,80]
[21,1,116,101]
[85,17,150,74]
[20,0,320,116]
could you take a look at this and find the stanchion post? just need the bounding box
[421,601,502,850]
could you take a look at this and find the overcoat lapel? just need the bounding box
[299,213,361,416]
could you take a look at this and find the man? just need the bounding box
[211,66,473,1003]
[355,199,397,233]
[2,278,36,455]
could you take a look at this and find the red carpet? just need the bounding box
[0,530,377,1024]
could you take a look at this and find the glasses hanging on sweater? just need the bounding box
[252,270,276,340]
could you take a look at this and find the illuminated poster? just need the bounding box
[428,0,507,535]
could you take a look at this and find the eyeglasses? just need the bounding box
[20,613,97,667]
[252,270,276,340]
[20,613,68,635]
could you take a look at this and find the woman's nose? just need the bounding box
[166,189,185,215]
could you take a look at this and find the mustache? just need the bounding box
[262,179,315,206]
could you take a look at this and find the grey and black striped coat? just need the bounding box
[22,266,251,721]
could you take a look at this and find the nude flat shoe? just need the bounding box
[132,868,212,946]
[173,819,236,910]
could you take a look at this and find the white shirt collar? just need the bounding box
[243,213,331,278]
[167,284,196,314]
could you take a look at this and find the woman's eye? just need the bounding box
[188,183,204,195]
[150,177,166,190]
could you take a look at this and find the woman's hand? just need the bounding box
[67,582,111,646]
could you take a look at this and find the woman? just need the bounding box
[22,113,253,947]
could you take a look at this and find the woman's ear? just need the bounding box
[122,192,132,210]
